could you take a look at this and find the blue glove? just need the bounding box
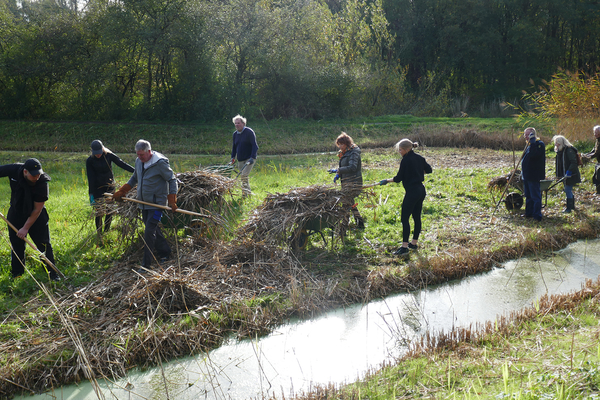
[247,158,255,165]
[565,170,572,177]
[333,174,340,183]
[90,194,95,205]
[328,168,338,174]
[379,179,388,186]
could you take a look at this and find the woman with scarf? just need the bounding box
[380,139,432,256]
[328,132,365,230]
[552,135,581,213]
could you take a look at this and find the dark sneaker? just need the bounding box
[393,247,409,256]
[50,272,61,281]
[408,243,418,250]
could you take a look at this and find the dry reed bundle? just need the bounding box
[488,169,521,191]
[0,237,302,397]
[111,169,236,242]
[238,184,355,246]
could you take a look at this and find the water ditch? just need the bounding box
[19,239,600,400]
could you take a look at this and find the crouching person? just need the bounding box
[113,140,178,272]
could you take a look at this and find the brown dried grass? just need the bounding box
[238,184,359,247]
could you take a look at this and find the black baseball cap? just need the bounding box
[91,140,103,155]
[23,158,43,176]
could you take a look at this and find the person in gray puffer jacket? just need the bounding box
[113,140,178,271]
[328,132,365,230]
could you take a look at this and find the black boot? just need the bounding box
[563,198,574,213]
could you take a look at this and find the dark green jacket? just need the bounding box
[556,146,581,186]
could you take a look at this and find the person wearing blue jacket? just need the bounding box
[113,140,178,271]
[380,139,432,256]
[521,127,546,221]
[229,114,259,197]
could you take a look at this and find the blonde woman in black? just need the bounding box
[380,139,432,256]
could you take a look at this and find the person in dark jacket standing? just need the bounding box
[380,139,432,256]
[229,114,259,197]
[552,135,581,213]
[0,158,59,280]
[113,140,178,271]
[521,127,546,221]
[86,140,134,241]
[328,132,365,230]
[582,125,600,194]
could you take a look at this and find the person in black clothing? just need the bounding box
[521,127,546,221]
[582,125,600,194]
[328,132,365,230]
[380,139,432,256]
[86,140,134,241]
[0,158,59,280]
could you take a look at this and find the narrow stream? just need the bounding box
[19,239,600,400]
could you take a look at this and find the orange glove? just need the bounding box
[113,183,132,202]
[167,193,177,212]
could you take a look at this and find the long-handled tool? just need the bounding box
[104,193,211,218]
[0,211,66,280]
[546,176,566,191]
[233,160,252,180]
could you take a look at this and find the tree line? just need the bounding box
[1,0,599,122]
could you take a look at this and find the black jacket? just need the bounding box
[556,146,581,186]
[0,163,51,219]
[392,150,432,189]
[86,152,134,198]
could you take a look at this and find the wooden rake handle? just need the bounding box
[0,211,66,280]
[103,193,211,218]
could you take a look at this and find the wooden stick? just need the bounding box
[103,193,211,218]
[0,211,66,280]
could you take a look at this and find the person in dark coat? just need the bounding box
[582,125,600,194]
[328,132,365,230]
[380,139,432,256]
[86,140,134,241]
[521,127,546,221]
[229,114,259,197]
[0,158,59,280]
[553,135,581,213]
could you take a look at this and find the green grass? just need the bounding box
[319,297,600,400]
[1,116,599,398]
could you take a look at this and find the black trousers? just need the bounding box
[8,208,55,277]
[401,184,426,243]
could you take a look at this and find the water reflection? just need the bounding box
[18,239,600,400]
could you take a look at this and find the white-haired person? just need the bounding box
[553,135,581,213]
[379,139,432,256]
[582,125,600,194]
[229,114,259,197]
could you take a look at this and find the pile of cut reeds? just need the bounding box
[488,169,522,191]
[0,238,300,397]
[238,184,356,246]
[112,169,236,242]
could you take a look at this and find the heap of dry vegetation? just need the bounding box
[3,148,600,398]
